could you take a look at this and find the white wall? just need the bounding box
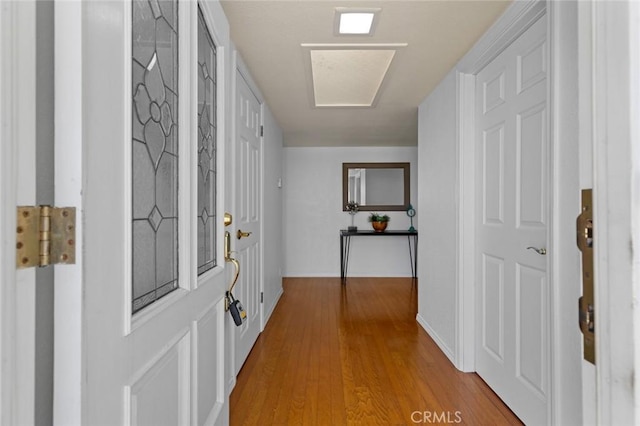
[416,70,457,359]
[283,146,418,277]
[262,105,284,321]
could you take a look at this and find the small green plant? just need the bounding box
[368,213,390,223]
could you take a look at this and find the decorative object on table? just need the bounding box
[368,212,390,232]
[345,201,359,231]
[406,204,416,232]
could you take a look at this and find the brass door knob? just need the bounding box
[237,229,252,239]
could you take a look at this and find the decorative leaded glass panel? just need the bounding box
[132,0,179,313]
[197,8,217,275]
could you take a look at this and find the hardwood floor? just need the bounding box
[230,277,522,425]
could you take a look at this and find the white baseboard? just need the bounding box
[227,377,236,396]
[415,313,457,367]
[263,286,283,328]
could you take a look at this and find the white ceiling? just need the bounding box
[220,1,511,147]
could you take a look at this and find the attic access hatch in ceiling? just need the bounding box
[302,43,407,108]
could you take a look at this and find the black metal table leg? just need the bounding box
[407,235,414,278]
[413,234,418,280]
[341,235,351,284]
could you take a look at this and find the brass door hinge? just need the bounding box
[16,206,76,268]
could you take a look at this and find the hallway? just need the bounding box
[230,278,521,425]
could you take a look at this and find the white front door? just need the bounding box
[54,2,231,424]
[475,14,549,424]
[233,69,262,375]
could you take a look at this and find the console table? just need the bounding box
[340,229,418,284]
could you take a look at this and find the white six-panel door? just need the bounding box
[475,15,549,425]
[233,70,262,375]
[54,2,231,424]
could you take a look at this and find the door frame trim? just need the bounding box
[0,2,38,424]
[590,1,638,423]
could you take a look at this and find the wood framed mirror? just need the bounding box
[342,162,410,211]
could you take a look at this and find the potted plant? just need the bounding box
[368,213,390,232]
[345,201,359,231]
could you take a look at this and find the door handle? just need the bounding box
[224,230,240,311]
[237,229,252,239]
[526,246,547,255]
[225,257,240,312]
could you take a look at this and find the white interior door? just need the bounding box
[475,15,549,425]
[54,2,231,424]
[233,70,262,375]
